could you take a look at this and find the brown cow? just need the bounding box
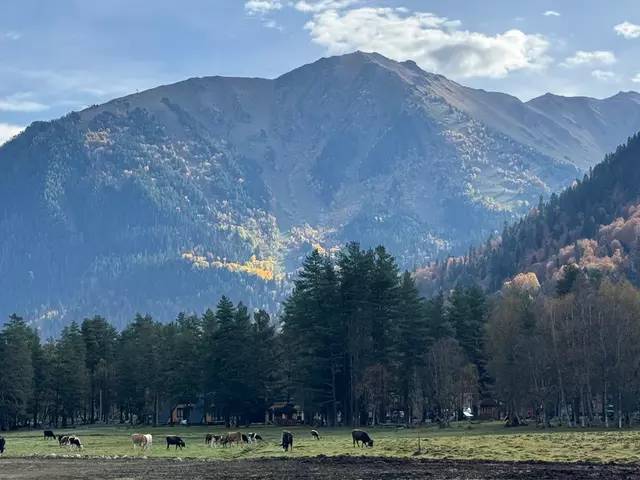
[222,431,243,447]
[132,434,148,450]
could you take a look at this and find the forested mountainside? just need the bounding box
[1,51,640,335]
[4,240,640,431]
[416,133,640,295]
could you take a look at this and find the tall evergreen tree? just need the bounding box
[393,271,430,419]
[57,322,87,425]
[81,315,117,423]
[0,314,35,429]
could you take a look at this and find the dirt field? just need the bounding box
[2,456,640,480]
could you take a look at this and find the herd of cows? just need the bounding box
[0,429,375,455]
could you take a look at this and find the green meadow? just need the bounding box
[3,422,640,464]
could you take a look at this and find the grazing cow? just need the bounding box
[311,429,320,440]
[281,431,293,452]
[352,429,374,448]
[69,436,83,450]
[132,434,148,450]
[58,435,70,448]
[241,433,249,443]
[0,436,5,454]
[247,432,264,443]
[166,435,185,450]
[43,430,56,440]
[205,434,222,446]
[222,431,243,447]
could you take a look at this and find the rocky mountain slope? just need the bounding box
[1,51,639,334]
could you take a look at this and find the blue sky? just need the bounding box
[1,0,639,144]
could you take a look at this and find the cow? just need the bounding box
[205,434,222,446]
[43,430,56,440]
[144,434,153,449]
[166,435,185,450]
[352,429,374,448]
[132,434,148,450]
[0,436,5,454]
[281,431,293,452]
[69,436,83,450]
[58,435,70,448]
[222,431,243,447]
[248,432,263,443]
[311,429,320,440]
[241,433,249,443]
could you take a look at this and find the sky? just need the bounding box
[1,0,640,144]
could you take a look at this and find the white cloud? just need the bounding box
[614,21,640,39]
[543,11,560,17]
[633,73,640,83]
[263,19,284,31]
[302,7,551,78]
[0,123,24,146]
[591,70,617,82]
[244,0,283,14]
[294,0,360,12]
[0,93,49,112]
[2,31,21,41]
[560,50,616,68]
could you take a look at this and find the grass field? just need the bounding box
[3,422,640,464]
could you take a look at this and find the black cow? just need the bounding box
[44,430,56,440]
[166,435,186,450]
[352,429,374,448]
[0,436,5,454]
[281,431,293,452]
[311,429,320,440]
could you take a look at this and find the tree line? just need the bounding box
[3,242,640,430]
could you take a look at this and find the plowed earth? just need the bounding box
[2,456,639,479]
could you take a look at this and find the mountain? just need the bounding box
[415,133,640,295]
[1,51,640,335]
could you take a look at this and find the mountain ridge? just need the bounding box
[2,51,640,335]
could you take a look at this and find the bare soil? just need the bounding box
[1,456,639,479]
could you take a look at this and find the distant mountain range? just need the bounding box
[1,51,639,335]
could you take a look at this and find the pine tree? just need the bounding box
[57,322,87,426]
[426,293,454,340]
[0,314,35,428]
[210,296,237,426]
[81,315,118,423]
[393,271,430,420]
